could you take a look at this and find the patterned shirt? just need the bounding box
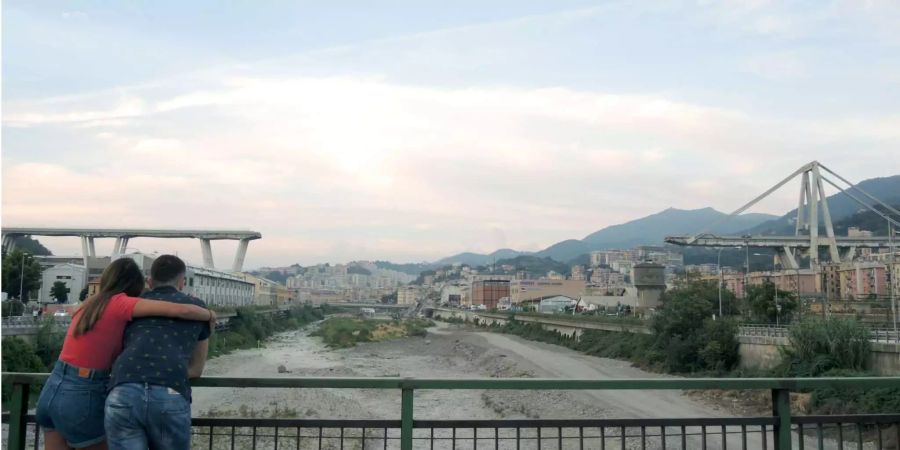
[108,286,210,402]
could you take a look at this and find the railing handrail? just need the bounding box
[4,373,900,450]
[3,372,899,390]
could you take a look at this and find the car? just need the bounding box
[53,310,70,318]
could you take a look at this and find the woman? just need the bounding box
[35,258,215,450]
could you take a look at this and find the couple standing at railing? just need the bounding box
[34,255,218,450]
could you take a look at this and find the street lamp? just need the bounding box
[717,246,741,318]
[890,221,897,336]
[18,251,31,302]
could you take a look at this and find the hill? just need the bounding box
[832,203,900,236]
[742,175,900,235]
[7,236,52,256]
[374,261,441,276]
[431,248,529,267]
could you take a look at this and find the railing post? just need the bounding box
[771,388,791,450]
[8,382,31,450]
[401,386,414,450]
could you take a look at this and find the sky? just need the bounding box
[2,1,900,269]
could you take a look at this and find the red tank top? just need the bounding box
[59,293,140,370]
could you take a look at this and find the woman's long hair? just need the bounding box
[72,258,145,337]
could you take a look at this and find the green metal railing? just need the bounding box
[3,373,899,450]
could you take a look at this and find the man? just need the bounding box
[105,255,215,450]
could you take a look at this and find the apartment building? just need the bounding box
[471,279,510,309]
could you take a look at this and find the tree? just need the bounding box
[1,299,25,317]
[1,250,43,302]
[51,281,70,303]
[79,286,89,301]
[650,275,740,373]
[747,281,798,324]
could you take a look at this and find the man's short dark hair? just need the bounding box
[151,254,187,285]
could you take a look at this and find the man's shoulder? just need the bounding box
[141,290,207,308]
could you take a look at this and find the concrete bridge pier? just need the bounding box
[200,239,215,268]
[232,238,250,272]
[2,233,16,254]
[110,237,129,257]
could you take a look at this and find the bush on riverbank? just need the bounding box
[775,318,897,414]
[777,317,871,377]
[311,317,434,348]
[208,305,326,357]
[1,337,47,403]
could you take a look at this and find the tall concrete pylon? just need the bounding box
[686,161,900,270]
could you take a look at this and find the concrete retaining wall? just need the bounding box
[738,336,900,376]
[737,336,787,371]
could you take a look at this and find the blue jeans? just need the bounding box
[35,361,110,448]
[104,383,192,450]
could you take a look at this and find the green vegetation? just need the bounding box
[50,281,70,303]
[1,318,66,403]
[311,317,433,348]
[746,281,798,324]
[1,249,43,302]
[486,319,655,365]
[208,305,326,357]
[651,277,740,373]
[1,337,47,403]
[778,317,871,377]
[2,299,26,317]
[776,317,897,415]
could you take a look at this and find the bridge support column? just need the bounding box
[87,237,96,257]
[840,246,857,263]
[200,239,215,268]
[777,246,799,270]
[2,234,15,254]
[112,237,123,257]
[232,238,250,272]
[81,236,91,266]
[112,237,130,257]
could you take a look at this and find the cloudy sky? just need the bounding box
[3,1,899,268]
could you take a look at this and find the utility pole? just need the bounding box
[744,237,751,300]
[718,247,724,319]
[891,221,897,336]
[19,252,27,301]
[794,268,802,322]
[774,280,780,327]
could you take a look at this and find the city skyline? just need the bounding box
[3,1,900,267]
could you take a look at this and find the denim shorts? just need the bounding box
[105,383,192,450]
[35,361,111,448]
